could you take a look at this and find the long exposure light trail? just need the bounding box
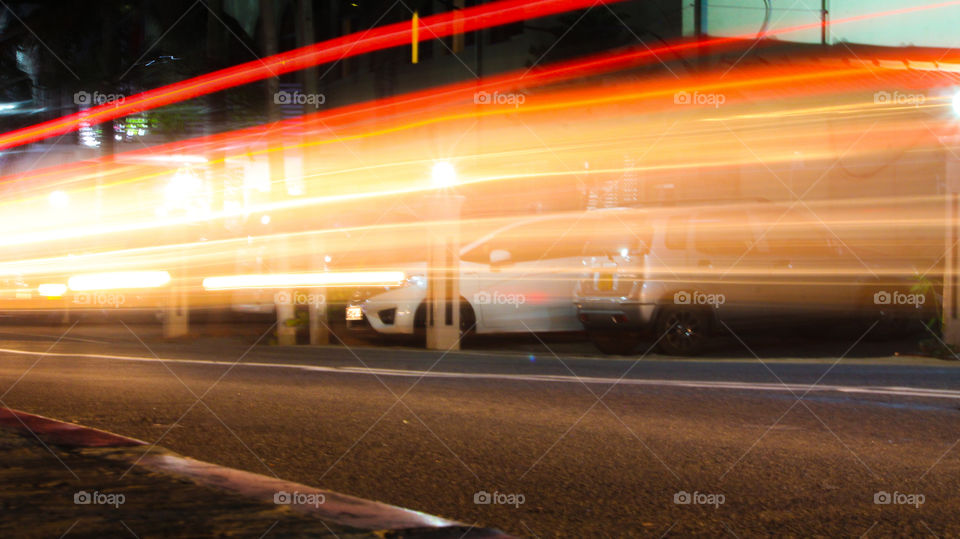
[67,271,172,291]
[0,11,957,313]
[1,0,958,155]
[0,0,628,151]
[202,272,406,290]
[5,56,953,219]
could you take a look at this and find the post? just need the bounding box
[308,292,328,344]
[412,12,419,64]
[164,220,189,338]
[943,134,960,345]
[425,192,464,350]
[164,275,189,338]
[309,236,329,345]
[275,235,297,345]
[694,0,704,38]
[821,0,829,46]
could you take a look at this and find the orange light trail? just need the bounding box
[0,0,630,151]
[0,15,958,312]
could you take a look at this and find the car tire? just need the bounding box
[588,330,640,355]
[459,300,477,338]
[655,307,710,356]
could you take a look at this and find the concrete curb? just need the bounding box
[0,407,512,537]
[0,407,146,448]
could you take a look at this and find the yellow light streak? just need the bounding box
[68,271,171,291]
[202,272,406,290]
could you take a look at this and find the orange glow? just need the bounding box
[202,272,406,290]
[0,33,956,313]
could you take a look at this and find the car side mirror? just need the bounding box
[490,249,512,267]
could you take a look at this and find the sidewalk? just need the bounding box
[0,408,507,538]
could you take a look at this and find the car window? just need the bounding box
[460,243,492,264]
[464,213,645,265]
[581,212,652,258]
[693,211,754,257]
[460,218,569,264]
[502,217,589,262]
[764,221,838,259]
[664,215,688,250]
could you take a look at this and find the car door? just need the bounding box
[756,208,860,318]
[689,209,764,325]
[470,216,587,333]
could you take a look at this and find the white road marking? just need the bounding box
[0,332,110,344]
[0,346,957,400]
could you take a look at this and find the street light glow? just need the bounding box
[48,190,69,209]
[431,161,457,188]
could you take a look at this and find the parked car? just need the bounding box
[348,212,595,338]
[575,201,932,356]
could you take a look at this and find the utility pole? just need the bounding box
[261,0,295,345]
[425,163,464,351]
[942,133,960,346]
[821,0,829,46]
[296,0,328,345]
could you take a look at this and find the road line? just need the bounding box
[0,346,957,401]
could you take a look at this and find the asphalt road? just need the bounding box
[0,322,958,537]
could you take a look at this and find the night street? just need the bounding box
[1,323,957,537]
[4,0,960,536]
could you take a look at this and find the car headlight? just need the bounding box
[351,273,425,302]
[405,274,426,288]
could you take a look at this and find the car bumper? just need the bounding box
[360,300,419,335]
[575,299,657,331]
[345,304,376,333]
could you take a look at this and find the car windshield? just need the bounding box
[581,212,652,258]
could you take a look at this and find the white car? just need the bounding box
[350,213,590,336]
[575,202,932,355]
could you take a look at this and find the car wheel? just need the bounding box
[656,307,710,356]
[459,300,477,338]
[588,330,640,355]
[414,299,477,343]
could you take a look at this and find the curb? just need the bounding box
[0,407,146,448]
[0,407,512,537]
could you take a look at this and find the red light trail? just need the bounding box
[0,0,626,151]
[3,0,959,153]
